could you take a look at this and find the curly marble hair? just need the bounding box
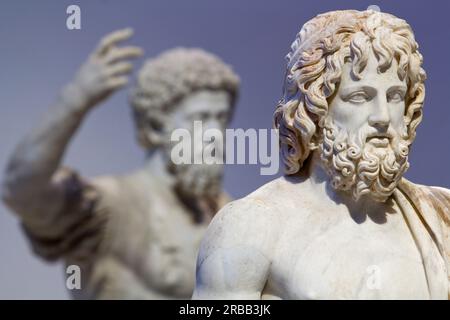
[274,10,426,174]
[130,48,240,149]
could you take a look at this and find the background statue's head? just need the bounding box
[274,10,426,202]
[130,48,239,199]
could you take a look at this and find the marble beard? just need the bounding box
[166,142,224,200]
[319,118,409,202]
[166,143,225,221]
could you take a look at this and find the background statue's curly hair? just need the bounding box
[274,10,426,174]
[130,48,240,149]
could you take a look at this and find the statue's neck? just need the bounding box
[143,148,175,186]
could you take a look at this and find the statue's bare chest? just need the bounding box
[103,192,210,297]
[142,202,208,295]
[266,204,430,299]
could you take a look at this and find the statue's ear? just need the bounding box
[138,112,171,149]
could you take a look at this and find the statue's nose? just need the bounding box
[368,98,390,129]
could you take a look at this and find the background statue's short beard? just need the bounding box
[162,142,224,223]
[170,162,224,199]
[319,120,410,202]
[163,136,224,202]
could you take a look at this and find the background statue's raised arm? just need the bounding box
[1,28,142,247]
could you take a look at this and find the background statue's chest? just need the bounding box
[267,206,431,299]
[143,199,208,291]
[104,192,209,297]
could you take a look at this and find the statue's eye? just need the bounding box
[217,111,228,123]
[347,92,370,103]
[189,112,209,121]
[388,91,405,103]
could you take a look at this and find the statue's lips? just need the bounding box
[367,136,390,147]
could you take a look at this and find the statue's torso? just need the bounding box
[265,204,429,299]
[254,178,433,299]
[83,172,211,299]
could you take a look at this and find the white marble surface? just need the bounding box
[1,30,239,299]
[193,10,450,300]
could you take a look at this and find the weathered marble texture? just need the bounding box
[193,10,450,300]
[1,29,239,299]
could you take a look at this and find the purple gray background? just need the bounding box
[0,0,449,299]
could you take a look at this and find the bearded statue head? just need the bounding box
[274,9,426,202]
[129,48,239,202]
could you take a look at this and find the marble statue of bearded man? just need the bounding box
[1,29,239,299]
[193,10,450,300]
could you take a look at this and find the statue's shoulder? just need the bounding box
[90,172,148,210]
[244,174,313,214]
[422,184,450,217]
[398,178,450,224]
[212,174,310,223]
[197,177,297,265]
[428,185,450,199]
[91,174,121,194]
[220,175,299,220]
[91,169,160,200]
[399,178,450,202]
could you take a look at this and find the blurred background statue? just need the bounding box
[1,28,239,299]
[193,10,450,300]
